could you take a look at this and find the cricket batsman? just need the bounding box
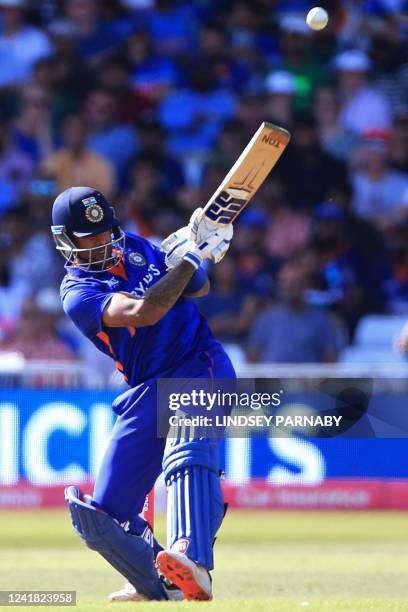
[51,186,235,602]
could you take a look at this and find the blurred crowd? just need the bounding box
[1,0,408,373]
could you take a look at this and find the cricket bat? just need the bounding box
[202,121,290,226]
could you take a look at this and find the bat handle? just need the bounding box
[201,213,224,230]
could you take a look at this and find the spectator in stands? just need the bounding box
[0,0,53,87]
[277,113,348,210]
[42,114,116,198]
[23,169,58,230]
[335,50,392,135]
[3,206,59,295]
[247,260,339,363]
[225,0,272,70]
[190,22,254,93]
[82,88,138,183]
[96,56,151,124]
[370,29,407,118]
[277,14,328,112]
[235,94,266,141]
[197,258,259,345]
[127,30,179,104]
[326,180,388,263]
[390,113,408,173]
[145,0,199,55]
[120,153,181,240]
[0,115,33,211]
[32,55,88,137]
[158,60,236,157]
[263,180,311,260]
[383,218,408,313]
[233,208,278,297]
[13,85,54,163]
[313,86,357,161]
[210,119,247,169]
[264,70,295,127]
[351,129,408,224]
[308,201,390,336]
[0,244,29,340]
[52,0,137,62]
[137,119,185,191]
[0,296,76,361]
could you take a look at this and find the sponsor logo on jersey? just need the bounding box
[131,263,161,297]
[129,252,147,267]
[106,279,120,289]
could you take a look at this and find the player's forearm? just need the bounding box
[103,262,196,328]
[141,260,196,321]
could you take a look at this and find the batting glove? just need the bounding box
[161,225,233,269]
[189,207,220,243]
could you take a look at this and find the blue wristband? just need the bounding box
[184,266,207,294]
[183,251,202,270]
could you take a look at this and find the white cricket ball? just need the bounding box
[306,7,329,31]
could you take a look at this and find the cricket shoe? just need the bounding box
[108,580,184,602]
[108,583,146,602]
[156,550,212,601]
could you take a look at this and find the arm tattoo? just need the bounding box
[143,261,195,310]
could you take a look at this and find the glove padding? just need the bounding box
[161,221,233,269]
[189,207,220,243]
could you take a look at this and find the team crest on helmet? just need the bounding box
[129,252,146,266]
[85,203,104,223]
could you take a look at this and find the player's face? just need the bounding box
[74,230,113,270]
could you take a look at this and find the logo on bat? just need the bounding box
[261,133,280,147]
[205,188,249,224]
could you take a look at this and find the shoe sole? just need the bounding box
[156,551,212,601]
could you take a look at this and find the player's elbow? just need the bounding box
[103,294,166,328]
[130,301,166,327]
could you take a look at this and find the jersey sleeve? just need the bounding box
[62,282,115,337]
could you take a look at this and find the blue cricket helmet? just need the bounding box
[51,186,125,272]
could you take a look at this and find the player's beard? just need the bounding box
[76,243,114,271]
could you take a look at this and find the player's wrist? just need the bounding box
[182,246,203,270]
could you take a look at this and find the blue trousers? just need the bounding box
[92,343,235,530]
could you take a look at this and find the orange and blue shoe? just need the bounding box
[155,550,212,601]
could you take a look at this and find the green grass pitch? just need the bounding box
[1,509,408,611]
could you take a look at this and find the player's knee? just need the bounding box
[162,438,220,479]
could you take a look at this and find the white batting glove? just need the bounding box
[189,207,220,243]
[161,225,191,268]
[161,224,233,269]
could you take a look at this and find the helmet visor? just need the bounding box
[52,226,125,272]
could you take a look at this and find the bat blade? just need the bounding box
[203,122,290,225]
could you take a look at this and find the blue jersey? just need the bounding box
[60,232,218,386]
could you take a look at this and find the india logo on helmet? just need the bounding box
[85,204,104,223]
